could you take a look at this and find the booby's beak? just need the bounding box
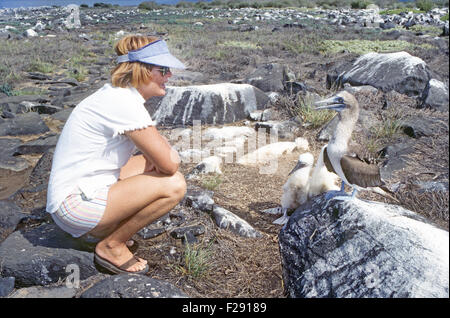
[288,161,308,176]
[314,95,346,112]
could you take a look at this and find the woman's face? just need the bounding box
[137,67,172,100]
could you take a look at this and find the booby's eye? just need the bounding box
[337,97,344,103]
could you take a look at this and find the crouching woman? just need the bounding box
[46,35,187,274]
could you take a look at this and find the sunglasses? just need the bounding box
[154,66,171,76]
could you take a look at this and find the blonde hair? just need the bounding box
[111,35,159,88]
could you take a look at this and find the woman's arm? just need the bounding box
[125,126,180,175]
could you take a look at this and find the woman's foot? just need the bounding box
[95,239,147,273]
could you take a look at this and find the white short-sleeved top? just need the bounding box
[46,83,156,213]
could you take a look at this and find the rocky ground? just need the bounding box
[0,5,448,298]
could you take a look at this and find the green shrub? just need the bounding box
[27,59,55,74]
[201,174,223,191]
[297,95,335,128]
[210,0,224,6]
[380,8,423,15]
[93,2,112,8]
[409,24,442,36]
[0,83,13,96]
[415,0,433,12]
[193,1,212,9]
[351,0,372,9]
[176,1,193,8]
[138,1,162,10]
[250,2,264,8]
[441,13,449,21]
[317,0,349,9]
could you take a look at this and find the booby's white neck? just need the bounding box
[329,112,358,151]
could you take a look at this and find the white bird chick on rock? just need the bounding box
[274,152,314,225]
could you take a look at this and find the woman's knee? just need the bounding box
[167,171,187,200]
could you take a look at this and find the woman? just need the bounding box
[46,35,187,274]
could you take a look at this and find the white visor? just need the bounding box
[116,40,186,69]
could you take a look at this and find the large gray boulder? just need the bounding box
[145,83,269,126]
[279,195,449,298]
[336,51,431,97]
[0,223,98,287]
[80,274,188,298]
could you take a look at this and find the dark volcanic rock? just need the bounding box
[8,284,77,298]
[245,63,287,93]
[400,117,444,138]
[0,222,98,287]
[137,226,166,239]
[0,138,22,156]
[0,276,15,297]
[379,139,416,180]
[80,274,188,298]
[170,225,205,239]
[17,102,63,115]
[15,134,58,155]
[51,108,73,122]
[21,147,54,193]
[182,186,215,212]
[0,200,28,240]
[0,138,31,199]
[0,112,49,136]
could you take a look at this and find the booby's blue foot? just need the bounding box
[324,190,347,201]
[322,183,358,209]
[324,182,358,201]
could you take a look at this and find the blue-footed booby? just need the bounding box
[274,152,314,225]
[308,145,340,198]
[314,91,392,200]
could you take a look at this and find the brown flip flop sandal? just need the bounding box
[94,253,149,275]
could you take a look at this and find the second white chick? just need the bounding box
[274,152,314,225]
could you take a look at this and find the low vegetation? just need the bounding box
[201,174,223,191]
[173,240,214,279]
[139,0,449,11]
[320,39,435,55]
[27,58,56,74]
[274,93,335,128]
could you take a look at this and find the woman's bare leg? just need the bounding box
[87,155,186,272]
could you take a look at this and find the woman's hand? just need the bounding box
[126,126,180,176]
[144,158,156,172]
[144,156,161,173]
